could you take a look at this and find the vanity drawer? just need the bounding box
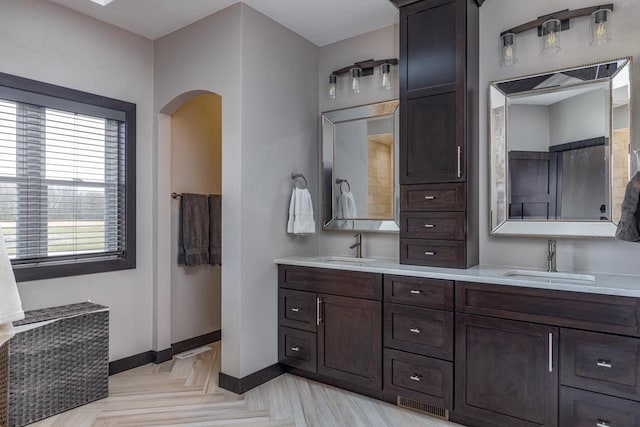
[456,282,640,337]
[383,348,453,410]
[400,212,465,240]
[384,303,453,360]
[561,329,640,401]
[400,183,465,212]
[384,275,454,310]
[279,265,382,300]
[400,239,465,268]
[560,386,640,426]
[279,288,317,332]
[278,327,316,372]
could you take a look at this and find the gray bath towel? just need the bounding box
[209,194,221,266]
[178,194,210,266]
[616,172,640,242]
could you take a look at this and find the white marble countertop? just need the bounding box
[275,255,640,298]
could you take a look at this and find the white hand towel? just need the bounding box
[337,191,357,219]
[287,188,296,234]
[287,188,315,235]
[0,225,23,347]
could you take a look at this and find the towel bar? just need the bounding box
[291,173,308,189]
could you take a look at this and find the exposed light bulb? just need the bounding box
[328,74,337,100]
[540,19,561,54]
[380,63,392,91]
[500,33,517,66]
[351,67,362,94]
[590,9,612,46]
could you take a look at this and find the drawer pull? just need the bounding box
[410,290,422,295]
[423,224,435,228]
[424,251,436,256]
[409,375,422,382]
[424,196,436,200]
[290,307,301,313]
[597,360,612,368]
[410,328,421,334]
[596,420,611,427]
[291,346,302,352]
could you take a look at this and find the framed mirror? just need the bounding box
[489,58,632,238]
[322,100,399,232]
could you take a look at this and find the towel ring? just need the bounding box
[336,178,351,194]
[291,173,308,189]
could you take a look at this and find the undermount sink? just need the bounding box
[313,256,377,264]
[503,269,596,283]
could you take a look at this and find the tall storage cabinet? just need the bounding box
[392,0,479,268]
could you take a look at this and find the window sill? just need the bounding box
[12,256,135,282]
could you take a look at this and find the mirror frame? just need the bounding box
[489,57,633,239]
[321,100,400,232]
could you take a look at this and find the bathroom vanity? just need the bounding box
[276,257,640,427]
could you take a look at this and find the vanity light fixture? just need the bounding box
[591,8,613,45]
[381,62,392,91]
[540,19,562,54]
[89,0,114,5]
[327,58,398,99]
[500,33,517,66]
[499,4,613,66]
[351,67,362,94]
[328,74,337,99]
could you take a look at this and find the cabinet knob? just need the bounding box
[291,346,302,352]
[409,375,422,382]
[424,251,436,256]
[410,328,421,334]
[597,421,611,427]
[410,290,422,295]
[290,307,301,313]
[597,360,612,368]
[423,224,435,228]
[424,196,436,200]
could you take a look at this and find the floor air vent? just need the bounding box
[397,396,449,420]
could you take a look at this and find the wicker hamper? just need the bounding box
[8,302,109,427]
[0,341,8,427]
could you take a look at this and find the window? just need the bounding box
[0,73,136,281]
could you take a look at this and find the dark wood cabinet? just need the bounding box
[278,265,640,426]
[278,265,384,393]
[318,294,382,390]
[561,329,640,402]
[560,386,640,427]
[455,314,559,427]
[394,0,479,268]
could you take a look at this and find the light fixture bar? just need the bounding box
[500,4,613,37]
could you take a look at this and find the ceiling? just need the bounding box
[47,0,399,46]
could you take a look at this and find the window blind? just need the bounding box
[0,95,127,266]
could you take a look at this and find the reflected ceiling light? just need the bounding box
[498,4,613,66]
[89,0,114,6]
[326,58,397,99]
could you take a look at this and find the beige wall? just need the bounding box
[170,94,222,344]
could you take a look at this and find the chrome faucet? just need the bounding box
[349,233,362,258]
[547,239,557,272]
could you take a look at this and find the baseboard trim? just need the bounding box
[219,363,287,394]
[172,330,221,355]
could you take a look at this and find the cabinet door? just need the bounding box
[455,314,559,427]
[318,294,382,390]
[399,0,465,184]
